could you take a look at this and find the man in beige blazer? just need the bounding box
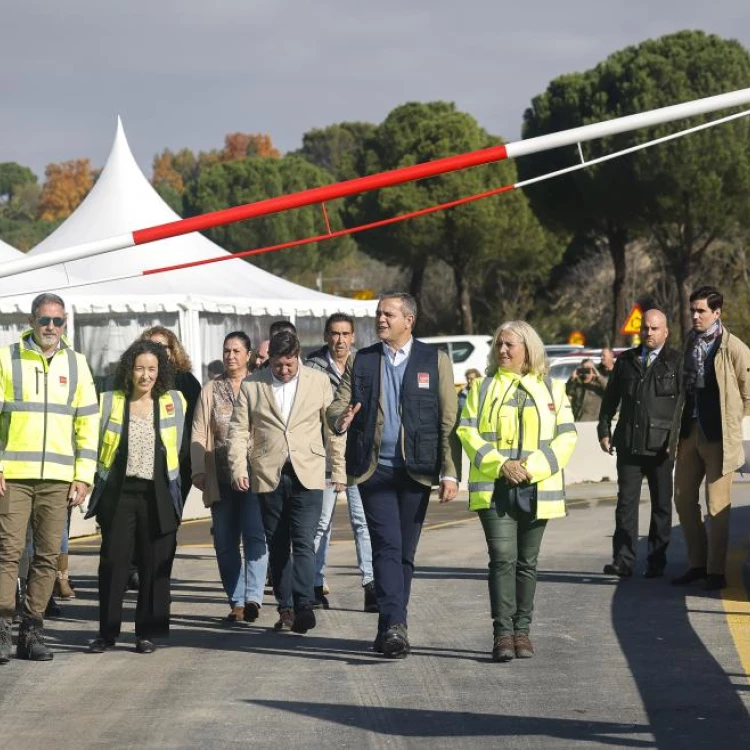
[227,331,345,634]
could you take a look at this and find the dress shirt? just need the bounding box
[326,349,344,379]
[382,337,413,366]
[642,345,663,368]
[271,369,300,425]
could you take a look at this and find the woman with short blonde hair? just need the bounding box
[486,321,547,378]
[459,320,576,663]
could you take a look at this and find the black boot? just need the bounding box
[0,618,11,664]
[45,597,62,618]
[14,578,26,623]
[363,581,379,613]
[16,617,53,661]
[313,586,329,610]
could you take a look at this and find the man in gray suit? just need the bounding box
[228,331,345,634]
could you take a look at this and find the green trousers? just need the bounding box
[478,503,547,636]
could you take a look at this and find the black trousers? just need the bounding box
[259,466,323,613]
[98,478,177,640]
[613,451,673,569]
[358,464,431,632]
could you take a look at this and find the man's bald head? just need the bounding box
[641,309,669,351]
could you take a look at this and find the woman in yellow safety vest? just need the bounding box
[86,340,186,655]
[457,321,577,663]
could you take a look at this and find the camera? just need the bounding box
[576,367,593,378]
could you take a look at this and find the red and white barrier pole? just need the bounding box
[1,85,749,281]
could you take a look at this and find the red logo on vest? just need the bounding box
[59,376,67,385]
[418,372,430,389]
[166,403,174,413]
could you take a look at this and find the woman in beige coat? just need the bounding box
[191,332,268,623]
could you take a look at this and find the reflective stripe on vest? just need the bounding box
[459,372,573,519]
[0,333,98,482]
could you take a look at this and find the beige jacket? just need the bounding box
[227,365,345,494]
[671,325,750,476]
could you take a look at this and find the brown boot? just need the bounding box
[513,632,535,659]
[492,634,514,662]
[53,554,76,600]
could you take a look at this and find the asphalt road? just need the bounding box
[1,482,749,749]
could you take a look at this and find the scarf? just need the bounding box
[683,319,722,394]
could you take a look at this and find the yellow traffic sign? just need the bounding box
[620,304,642,336]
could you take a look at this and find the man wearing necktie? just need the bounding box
[598,309,681,578]
[670,287,750,591]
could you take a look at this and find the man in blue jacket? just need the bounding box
[327,293,458,659]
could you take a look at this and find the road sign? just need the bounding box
[567,330,586,346]
[620,304,642,335]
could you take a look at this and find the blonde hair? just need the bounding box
[487,320,547,377]
[139,325,192,373]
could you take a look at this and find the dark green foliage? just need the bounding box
[183,154,355,286]
[350,102,559,332]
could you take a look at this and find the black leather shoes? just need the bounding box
[383,624,410,659]
[313,586,330,610]
[643,563,665,579]
[88,637,115,654]
[704,574,727,591]
[135,638,156,654]
[291,608,316,634]
[603,561,632,578]
[363,582,379,613]
[372,631,385,654]
[670,567,707,586]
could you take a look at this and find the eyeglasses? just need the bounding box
[36,316,66,327]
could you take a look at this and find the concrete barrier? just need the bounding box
[70,418,750,538]
[70,486,210,539]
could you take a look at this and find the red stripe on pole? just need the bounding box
[142,183,516,276]
[132,144,508,246]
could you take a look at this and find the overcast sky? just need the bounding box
[2,1,750,180]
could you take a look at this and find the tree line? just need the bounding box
[2,29,750,345]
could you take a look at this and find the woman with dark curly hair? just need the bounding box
[140,326,201,506]
[86,340,187,655]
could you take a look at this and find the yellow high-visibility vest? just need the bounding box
[457,369,577,519]
[90,389,186,513]
[0,330,99,483]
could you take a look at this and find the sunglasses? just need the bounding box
[37,316,66,327]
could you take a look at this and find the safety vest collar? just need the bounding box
[19,329,73,356]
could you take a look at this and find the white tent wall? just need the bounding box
[0,240,32,346]
[74,309,181,383]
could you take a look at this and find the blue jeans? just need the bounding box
[314,482,373,587]
[211,484,268,608]
[260,468,323,612]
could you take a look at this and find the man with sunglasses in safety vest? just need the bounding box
[0,293,99,664]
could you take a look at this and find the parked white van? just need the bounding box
[417,335,492,387]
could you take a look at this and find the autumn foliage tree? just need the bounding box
[152,133,279,196]
[37,159,94,221]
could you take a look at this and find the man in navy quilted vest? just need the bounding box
[327,292,459,659]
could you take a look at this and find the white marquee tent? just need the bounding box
[0,120,376,378]
[0,238,22,261]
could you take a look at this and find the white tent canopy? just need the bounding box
[0,238,22,260]
[0,119,376,376]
